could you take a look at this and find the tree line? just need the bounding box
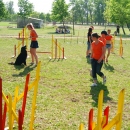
[0,0,130,34]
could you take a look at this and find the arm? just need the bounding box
[98,46,106,63]
[88,36,91,43]
[90,44,93,59]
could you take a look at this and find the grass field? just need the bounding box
[0,22,130,130]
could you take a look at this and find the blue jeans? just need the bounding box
[87,41,91,50]
[91,58,104,80]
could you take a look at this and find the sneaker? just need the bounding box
[30,62,34,65]
[103,76,106,84]
[91,83,97,87]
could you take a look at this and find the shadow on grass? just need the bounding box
[48,58,64,62]
[103,63,114,72]
[12,65,36,77]
[90,82,112,107]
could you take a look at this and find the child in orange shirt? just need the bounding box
[90,33,106,87]
[98,31,108,63]
[105,29,113,62]
[27,23,38,66]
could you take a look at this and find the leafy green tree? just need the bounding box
[5,1,15,21]
[93,0,106,25]
[39,13,46,20]
[87,0,95,24]
[104,0,130,34]
[18,0,34,18]
[0,0,6,20]
[30,11,40,18]
[51,0,69,26]
[46,13,51,22]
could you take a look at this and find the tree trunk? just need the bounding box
[63,20,64,27]
[86,12,88,25]
[121,25,125,35]
[90,11,92,24]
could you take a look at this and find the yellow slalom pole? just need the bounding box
[116,89,125,130]
[29,80,38,130]
[9,94,13,130]
[25,27,28,48]
[52,35,54,58]
[79,123,84,130]
[103,114,120,130]
[96,90,103,130]
[30,61,41,130]
[2,92,18,122]
[18,41,21,55]
[11,87,19,129]
[59,43,61,58]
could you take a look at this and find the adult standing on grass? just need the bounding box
[86,27,93,58]
[90,33,106,87]
[105,29,113,63]
[27,23,38,66]
[116,25,120,35]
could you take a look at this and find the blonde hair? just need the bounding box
[27,23,34,29]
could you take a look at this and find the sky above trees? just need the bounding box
[3,0,70,13]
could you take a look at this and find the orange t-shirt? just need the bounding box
[99,37,106,45]
[105,35,112,41]
[30,30,37,41]
[91,40,105,60]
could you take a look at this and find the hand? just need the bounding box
[97,59,102,63]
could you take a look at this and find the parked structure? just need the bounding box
[17,17,43,28]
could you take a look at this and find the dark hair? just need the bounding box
[88,28,92,33]
[91,33,99,39]
[101,30,107,35]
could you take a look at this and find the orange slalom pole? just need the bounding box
[2,98,7,130]
[58,44,61,59]
[19,33,20,39]
[21,73,30,125]
[55,39,57,59]
[18,109,23,130]
[103,106,109,128]
[88,109,93,130]
[62,48,64,59]
[14,45,16,57]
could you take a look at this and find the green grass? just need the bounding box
[0,24,130,130]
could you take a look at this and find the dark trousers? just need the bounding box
[91,59,104,80]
